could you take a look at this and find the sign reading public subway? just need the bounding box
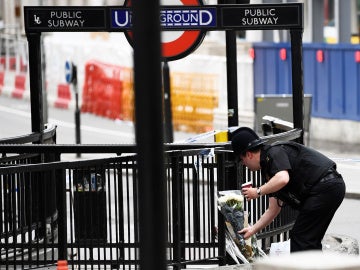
[222,4,302,29]
[24,4,302,32]
[25,8,108,31]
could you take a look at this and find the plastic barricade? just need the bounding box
[11,73,27,99]
[82,60,133,120]
[82,62,102,114]
[81,61,218,130]
[0,57,27,72]
[171,72,219,133]
[54,83,71,109]
[120,67,134,121]
[0,57,16,70]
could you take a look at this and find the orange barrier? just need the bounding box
[54,83,71,109]
[81,61,218,131]
[170,72,219,133]
[11,73,27,99]
[119,67,134,121]
[82,60,134,120]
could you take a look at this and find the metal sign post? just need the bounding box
[65,61,82,155]
[26,32,44,136]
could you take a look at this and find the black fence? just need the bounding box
[0,128,301,269]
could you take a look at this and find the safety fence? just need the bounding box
[253,42,360,121]
[81,60,134,121]
[80,60,219,133]
[171,72,219,133]
[0,128,301,269]
[0,147,229,269]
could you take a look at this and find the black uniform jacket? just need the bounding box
[260,141,336,209]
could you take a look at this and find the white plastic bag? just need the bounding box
[269,239,291,256]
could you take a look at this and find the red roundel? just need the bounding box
[125,0,205,61]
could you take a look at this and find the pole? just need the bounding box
[72,64,81,157]
[290,29,304,144]
[26,32,44,138]
[74,88,81,158]
[225,29,239,128]
[163,61,174,143]
[132,1,167,270]
[75,90,81,145]
[219,0,239,128]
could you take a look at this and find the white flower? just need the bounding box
[217,191,244,210]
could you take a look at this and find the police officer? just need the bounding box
[231,127,346,252]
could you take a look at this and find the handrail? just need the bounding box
[0,124,57,144]
[262,115,294,131]
[258,222,295,239]
[0,128,302,154]
[261,128,302,143]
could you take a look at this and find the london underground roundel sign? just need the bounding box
[124,0,205,61]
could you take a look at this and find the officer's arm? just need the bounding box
[239,197,281,239]
[259,170,289,196]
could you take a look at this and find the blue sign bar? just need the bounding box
[110,7,217,30]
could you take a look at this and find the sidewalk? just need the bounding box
[310,138,360,199]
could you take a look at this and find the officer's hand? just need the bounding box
[242,187,257,201]
[238,226,254,240]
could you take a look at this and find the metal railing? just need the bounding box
[0,128,301,269]
[0,147,228,269]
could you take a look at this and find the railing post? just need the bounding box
[171,153,183,269]
[192,156,200,242]
[56,159,67,260]
[216,152,228,265]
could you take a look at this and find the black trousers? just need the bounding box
[290,175,346,252]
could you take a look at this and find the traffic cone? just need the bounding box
[57,260,68,270]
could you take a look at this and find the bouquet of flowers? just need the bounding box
[217,190,265,264]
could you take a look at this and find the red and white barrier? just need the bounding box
[0,71,30,99]
[0,70,74,110]
[12,74,27,99]
[1,70,16,97]
[54,83,71,109]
